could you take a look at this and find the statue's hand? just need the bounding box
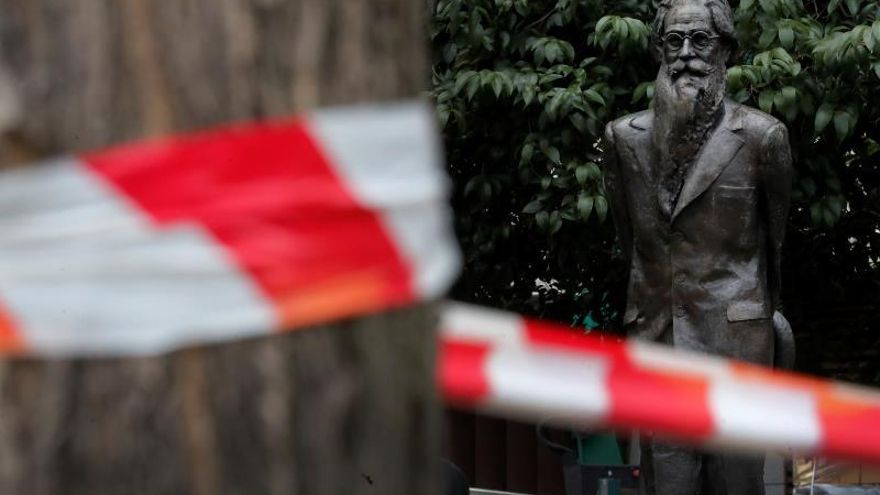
[772,311,795,370]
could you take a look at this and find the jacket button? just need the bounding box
[674,305,687,318]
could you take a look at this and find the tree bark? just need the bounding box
[0,2,438,494]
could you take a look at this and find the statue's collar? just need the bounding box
[628,112,652,130]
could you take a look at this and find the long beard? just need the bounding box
[653,61,726,162]
[652,61,726,215]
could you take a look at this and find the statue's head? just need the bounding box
[651,0,736,99]
[649,0,737,176]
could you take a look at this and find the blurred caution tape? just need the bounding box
[439,303,880,465]
[0,101,459,355]
[2,98,880,466]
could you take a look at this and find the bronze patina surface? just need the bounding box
[603,0,794,493]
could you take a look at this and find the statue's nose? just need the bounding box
[678,39,696,59]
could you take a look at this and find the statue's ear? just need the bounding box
[651,39,664,63]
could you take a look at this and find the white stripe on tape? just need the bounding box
[485,346,610,425]
[708,380,821,451]
[441,303,526,347]
[0,159,275,355]
[627,340,731,379]
[308,101,460,299]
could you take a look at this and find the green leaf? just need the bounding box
[833,110,851,141]
[864,28,876,52]
[541,176,552,189]
[466,74,481,100]
[801,177,817,197]
[544,146,561,165]
[873,60,880,79]
[443,43,458,63]
[523,87,536,106]
[595,196,609,223]
[815,103,835,133]
[632,82,647,103]
[595,16,613,37]
[536,210,549,230]
[520,143,534,166]
[758,28,778,48]
[740,0,756,10]
[809,203,821,226]
[780,86,798,120]
[617,18,630,40]
[576,165,589,185]
[779,26,795,48]
[759,89,775,113]
[822,206,836,227]
[868,137,880,156]
[523,200,542,214]
[584,89,605,106]
[453,71,476,96]
[773,91,787,112]
[550,211,563,234]
[545,44,559,64]
[726,66,743,88]
[828,195,845,216]
[464,177,480,197]
[547,91,566,119]
[827,0,841,13]
[845,0,860,16]
[569,113,588,134]
[436,104,450,128]
[577,195,594,220]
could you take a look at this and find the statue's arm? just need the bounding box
[761,123,793,309]
[603,123,633,260]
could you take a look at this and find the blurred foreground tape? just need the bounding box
[439,303,880,464]
[4,97,880,465]
[0,101,459,355]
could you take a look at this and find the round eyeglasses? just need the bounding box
[662,30,719,51]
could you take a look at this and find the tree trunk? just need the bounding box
[0,2,438,494]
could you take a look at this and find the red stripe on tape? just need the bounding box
[439,339,492,405]
[525,320,713,439]
[82,120,415,329]
[607,363,714,440]
[524,320,620,357]
[0,303,24,355]
[819,392,880,464]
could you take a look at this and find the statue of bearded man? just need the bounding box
[603,0,794,494]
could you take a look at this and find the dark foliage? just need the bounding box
[432,0,880,380]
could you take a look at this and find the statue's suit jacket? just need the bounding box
[604,100,792,365]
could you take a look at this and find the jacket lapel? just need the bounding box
[671,103,745,222]
[621,112,655,184]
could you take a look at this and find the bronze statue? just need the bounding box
[602,0,793,493]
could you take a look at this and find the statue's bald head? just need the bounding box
[651,0,738,65]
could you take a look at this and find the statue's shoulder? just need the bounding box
[728,101,785,136]
[606,109,653,143]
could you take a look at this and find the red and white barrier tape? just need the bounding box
[0,101,460,355]
[439,303,880,464]
[1,99,879,464]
